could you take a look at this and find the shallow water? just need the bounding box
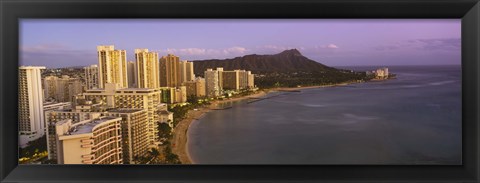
[188,65,462,164]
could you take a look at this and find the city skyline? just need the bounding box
[20,19,460,68]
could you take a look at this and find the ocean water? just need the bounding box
[187,65,462,164]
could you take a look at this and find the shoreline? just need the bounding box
[171,90,268,164]
[266,80,365,92]
[172,80,368,164]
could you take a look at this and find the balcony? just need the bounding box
[81,154,95,159]
[82,159,94,164]
[80,139,94,144]
[81,144,93,148]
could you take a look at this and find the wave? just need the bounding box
[428,80,457,86]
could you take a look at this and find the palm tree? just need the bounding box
[147,148,160,164]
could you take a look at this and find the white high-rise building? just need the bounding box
[97,45,128,89]
[205,68,222,98]
[84,65,99,90]
[19,66,46,147]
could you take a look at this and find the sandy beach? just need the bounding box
[171,90,268,164]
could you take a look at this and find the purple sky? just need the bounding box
[20,19,461,68]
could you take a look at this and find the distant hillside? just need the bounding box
[192,49,338,75]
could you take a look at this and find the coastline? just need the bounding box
[172,80,366,164]
[171,90,268,164]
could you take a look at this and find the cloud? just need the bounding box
[411,38,460,51]
[21,43,68,53]
[326,44,339,49]
[21,44,96,68]
[374,38,460,52]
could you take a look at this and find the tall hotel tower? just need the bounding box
[19,66,46,147]
[84,64,99,90]
[179,60,195,84]
[97,45,128,89]
[205,68,222,98]
[135,49,160,89]
[159,54,180,87]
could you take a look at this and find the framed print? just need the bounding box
[1,0,479,182]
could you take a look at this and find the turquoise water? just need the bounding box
[188,65,462,164]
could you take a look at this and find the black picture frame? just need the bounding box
[1,0,479,182]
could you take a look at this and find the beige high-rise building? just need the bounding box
[247,71,255,88]
[54,117,123,164]
[97,45,128,89]
[127,61,137,88]
[46,111,102,160]
[103,109,149,164]
[238,70,248,90]
[179,60,195,85]
[84,65,99,90]
[205,68,222,98]
[44,75,83,102]
[217,67,224,89]
[83,83,162,146]
[19,66,46,147]
[135,49,159,89]
[159,54,180,87]
[186,61,195,81]
[185,77,206,98]
[221,70,253,91]
[222,70,241,91]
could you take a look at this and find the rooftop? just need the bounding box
[117,88,155,91]
[69,116,120,135]
[107,108,144,113]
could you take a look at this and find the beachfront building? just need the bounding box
[247,71,255,89]
[54,117,123,164]
[175,86,187,103]
[19,66,46,147]
[82,83,162,146]
[376,67,389,79]
[46,110,102,160]
[43,75,83,102]
[135,49,160,89]
[84,64,99,90]
[205,68,222,98]
[222,69,253,91]
[179,60,195,84]
[97,45,128,89]
[160,87,175,104]
[185,77,206,98]
[222,70,241,91]
[238,70,248,89]
[159,54,180,87]
[127,61,137,88]
[103,109,149,164]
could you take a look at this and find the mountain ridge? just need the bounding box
[192,49,338,75]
